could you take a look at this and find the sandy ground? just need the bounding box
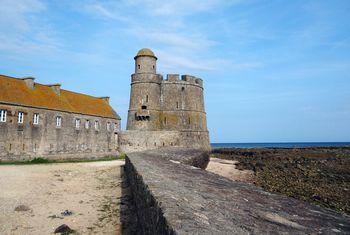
[206,158,253,182]
[0,160,125,235]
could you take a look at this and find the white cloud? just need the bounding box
[84,3,129,22]
[0,0,63,57]
[0,0,45,32]
[157,49,262,73]
[125,0,241,16]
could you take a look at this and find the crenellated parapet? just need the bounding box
[164,74,203,88]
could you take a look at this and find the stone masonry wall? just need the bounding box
[124,149,350,234]
[119,130,210,153]
[0,103,120,162]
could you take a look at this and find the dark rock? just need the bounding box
[61,210,73,216]
[14,205,31,212]
[54,224,74,234]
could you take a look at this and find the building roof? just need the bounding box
[0,75,120,119]
[135,48,157,59]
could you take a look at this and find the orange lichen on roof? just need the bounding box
[0,75,120,119]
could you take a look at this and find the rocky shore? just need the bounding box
[210,147,350,215]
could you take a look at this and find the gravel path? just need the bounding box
[0,160,125,234]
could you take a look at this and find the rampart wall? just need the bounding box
[119,130,210,153]
[124,148,350,234]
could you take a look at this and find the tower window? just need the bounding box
[182,87,185,91]
[85,120,90,129]
[176,102,179,109]
[146,95,149,103]
[0,110,7,122]
[138,64,140,69]
[75,119,80,129]
[142,105,147,110]
[33,113,39,125]
[152,65,155,69]
[18,112,24,124]
[164,117,167,125]
[56,116,62,127]
[107,122,111,131]
[188,117,191,125]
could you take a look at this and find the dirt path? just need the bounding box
[0,160,125,234]
[206,158,253,182]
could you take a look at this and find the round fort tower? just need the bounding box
[126,48,162,131]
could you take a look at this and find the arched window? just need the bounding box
[138,64,140,69]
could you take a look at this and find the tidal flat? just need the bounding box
[210,147,350,215]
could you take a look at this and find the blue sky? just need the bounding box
[0,0,349,143]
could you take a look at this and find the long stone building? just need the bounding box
[119,48,210,152]
[0,75,121,161]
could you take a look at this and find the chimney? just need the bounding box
[22,77,35,89]
[48,84,61,96]
[100,96,110,104]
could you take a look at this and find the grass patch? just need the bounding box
[0,154,127,165]
[29,157,50,164]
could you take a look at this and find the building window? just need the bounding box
[142,105,147,110]
[95,120,99,130]
[75,119,80,129]
[138,64,140,69]
[56,116,62,127]
[114,123,118,131]
[107,122,111,131]
[85,120,90,129]
[18,112,24,124]
[0,110,7,122]
[164,117,167,125]
[146,95,149,103]
[33,113,39,125]
[176,102,179,109]
[182,87,185,91]
[188,117,191,125]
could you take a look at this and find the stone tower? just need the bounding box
[127,48,163,131]
[122,48,210,152]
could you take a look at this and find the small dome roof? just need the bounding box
[135,48,157,59]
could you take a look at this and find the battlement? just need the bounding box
[164,74,203,87]
[166,74,180,82]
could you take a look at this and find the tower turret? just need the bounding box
[127,48,162,131]
[134,48,157,74]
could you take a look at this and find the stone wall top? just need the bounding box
[126,148,350,234]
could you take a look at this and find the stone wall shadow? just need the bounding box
[120,165,138,235]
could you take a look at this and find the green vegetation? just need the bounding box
[29,157,50,164]
[117,153,126,160]
[0,154,127,165]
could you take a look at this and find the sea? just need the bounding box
[211,142,350,149]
